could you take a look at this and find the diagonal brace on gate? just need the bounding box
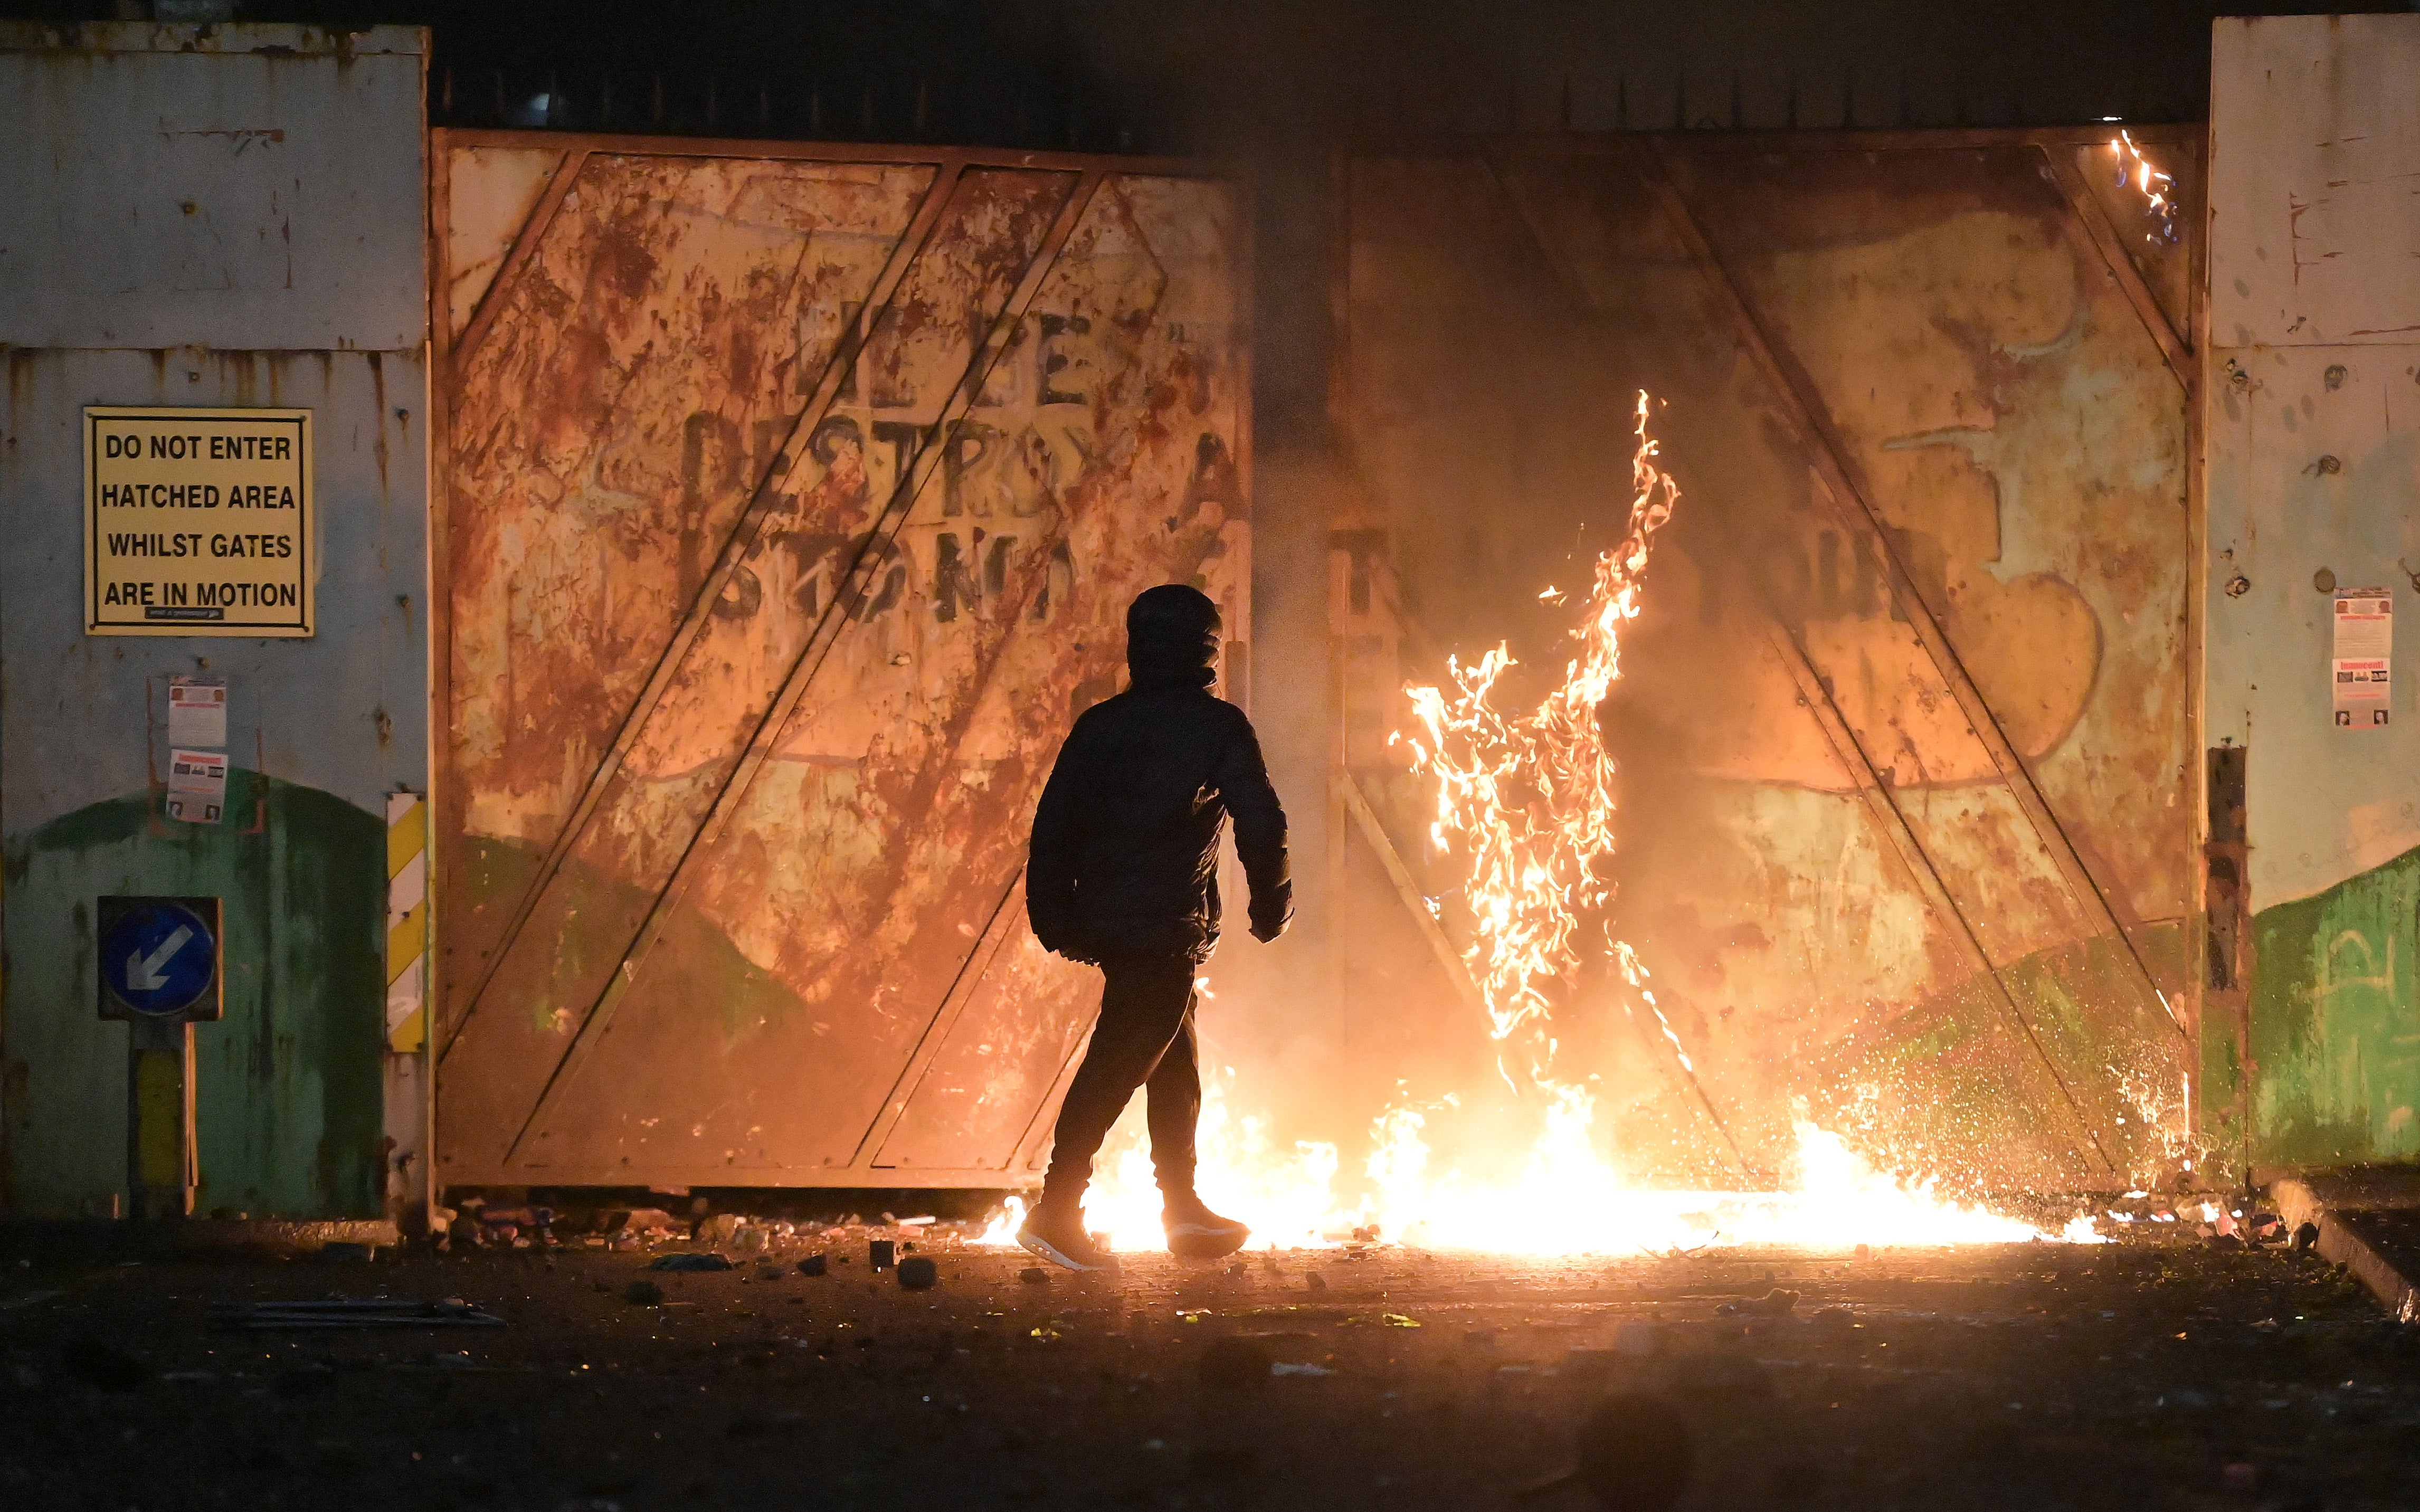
[499,170,1112,1166]
[450,147,587,381]
[436,160,969,1061]
[2036,146,2196,401]
[853,871,1029,1169]
[1475,147,2133,1169]
[1766,625,2118,1175]
[1629,138,2187,1049]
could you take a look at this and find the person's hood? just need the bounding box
[1125,583,1220,690]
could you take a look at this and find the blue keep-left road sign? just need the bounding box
[98,898,221,1021]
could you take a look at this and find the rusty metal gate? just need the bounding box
[429,131,1248,1188]
[1336,129,2201,1192]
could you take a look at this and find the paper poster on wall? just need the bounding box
[2332,588,2392,729]
[167,676,227,748]
[165,748,228,825]
[83,406,313,637]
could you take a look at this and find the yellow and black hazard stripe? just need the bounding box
[385,792,428,1054]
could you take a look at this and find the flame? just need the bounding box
[1396,391,1677,1046]
[1014,1066,2083,1256]
[974,1193,1027,1247]
[982,391,2091,1258]
[2112,131,2180,245]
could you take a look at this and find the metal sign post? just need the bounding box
[98,897,223,1219]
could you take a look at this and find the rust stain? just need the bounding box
[1343,143,2194,1190]
[366,351,387,501]
[437,150,1248,1185]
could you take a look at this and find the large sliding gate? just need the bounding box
[430,131,1248,1188]
[1337,129,2202,1191]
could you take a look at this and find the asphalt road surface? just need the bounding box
[2,1230,2412,1510]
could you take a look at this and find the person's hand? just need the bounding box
[1035,922,1099,964]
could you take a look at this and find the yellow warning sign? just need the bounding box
[84,406,314,637]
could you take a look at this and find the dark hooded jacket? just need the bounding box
[1027,586,1291,964]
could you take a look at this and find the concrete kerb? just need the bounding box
[2271,1173,2420,1324]
[0,1218,403,1264]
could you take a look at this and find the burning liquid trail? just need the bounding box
[2112,130,2180,244]
[1396,391,1678,1048]
[1035,1065,2060,1255]
[989,393,2095,1254]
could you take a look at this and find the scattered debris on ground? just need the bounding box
[648,1252,735,1272]
[4,1225,2416,1510]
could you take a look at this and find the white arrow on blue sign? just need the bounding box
[101,901,217,1017]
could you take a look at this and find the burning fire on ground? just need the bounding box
[991,393,2101,1256]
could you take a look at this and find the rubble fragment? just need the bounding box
[727,1410,806,1438]
[1188,1445,1258,1480]
[461,1203,555,1248]
[648,1252,733,1272]
[1665,1353,1772,1401]
[212,1298,504,1330]
[59,1339,149,1393]
[1715,1289,1796,1317]
[1563,1347,1621,1381]
[869,1240,896,1272]
[798,1255,828,1277]
[601,1208,681,1239]
[1524,1391,1692,1510]
[897,1257,938,1290]
[1767,1454,1823,1504]
[1198,1336,1273,1388]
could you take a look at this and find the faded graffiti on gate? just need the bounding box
[1339,138,2196,1189]
[433,140,1249,1186]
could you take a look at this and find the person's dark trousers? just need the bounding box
[1038,952,1201,1213]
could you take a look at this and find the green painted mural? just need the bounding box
[2246,845,2420,1169]
[1808,921,2195,1188]
[2,30,431,1224]
[1,773,386,1219]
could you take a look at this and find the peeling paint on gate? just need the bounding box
[1341,132,2197,1191]
[2,23,429,1221]
[433,134,1248,1187]
[2244,848,2420,1167]
[4,774,386,1217]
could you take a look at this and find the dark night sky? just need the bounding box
[6,2,2375,148]
[7,0,2373,441]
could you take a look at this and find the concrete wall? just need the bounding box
[0,23,429,1219]
[2205,14,2420,1170]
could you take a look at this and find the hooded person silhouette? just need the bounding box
[1019,584,1292,1269]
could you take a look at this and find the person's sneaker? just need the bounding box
[1162,1194,1251,1260]
[1017,1205,1116,1272]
